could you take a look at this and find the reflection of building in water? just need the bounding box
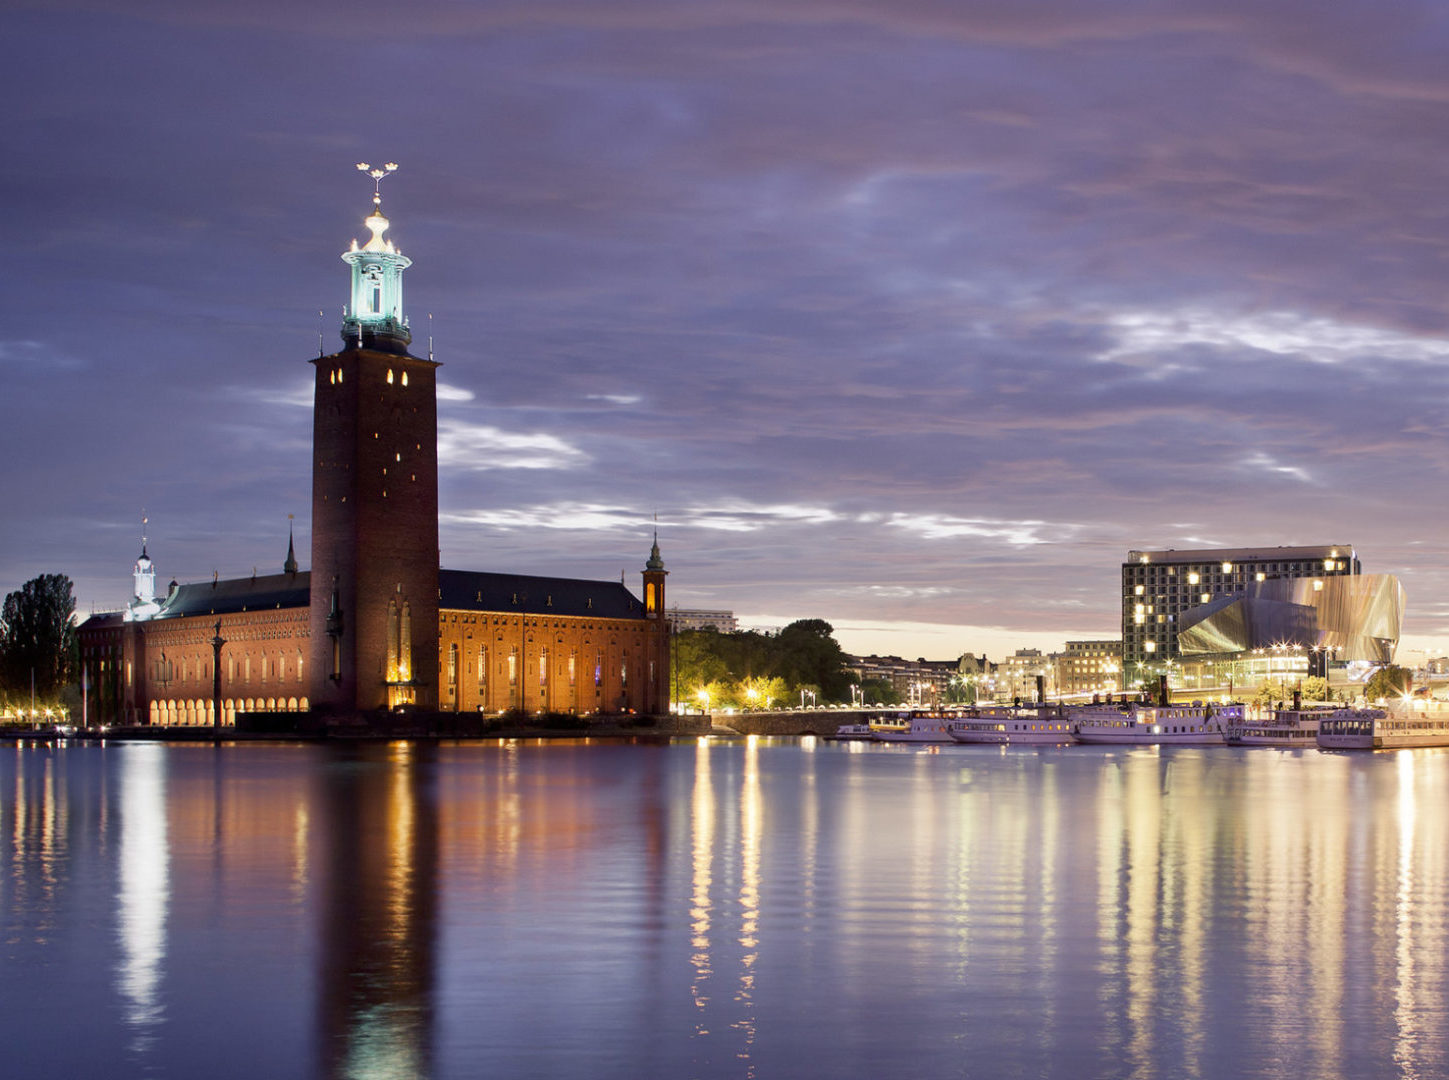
[316,743,438,1079]
[116,744,170,1054]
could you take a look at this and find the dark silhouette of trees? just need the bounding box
[1,574,77,701]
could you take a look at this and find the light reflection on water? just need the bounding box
[2,740,1449,1079]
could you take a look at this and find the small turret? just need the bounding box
[124,516,161,622]
[283,515,299,575]
[642,531,667,619]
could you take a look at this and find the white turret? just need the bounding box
[124,519,161,622]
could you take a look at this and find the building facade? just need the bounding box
[79,184,671,726]
[667,608,739,633]
[847,654,960,704]
[1122,545,1360,678]
[1050,640,1123,697]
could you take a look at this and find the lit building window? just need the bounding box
[1314,580,1324,591]
[1144,642,1156,653]
[401,371,408,387]
[1221,562,1233,573]
[1256,572,1265,582]
[1201,593,1210,604]
[387,369,394,384]
[1134,585,1144,596]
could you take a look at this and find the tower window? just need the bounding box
[401,371,408,387]
[387,369,394,385]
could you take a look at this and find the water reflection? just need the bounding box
[316,742,438,1080]
[4,741,1449,1079]
[116,744,169,1051]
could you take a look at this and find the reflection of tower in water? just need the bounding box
[316,743,439,1079]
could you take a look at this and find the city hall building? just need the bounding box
[79,184,671,726]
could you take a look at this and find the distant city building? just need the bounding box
[1122,545,1360,676]
[1050,640,1122,697]
[956,653,994,702]
[668,608,739,633]
[995,648,1052,703]
[847,654,958,704]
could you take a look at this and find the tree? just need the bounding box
[0,574,77,701]
[1364,665,1411,703]
[858,677,901,705]
[775,619,853,702]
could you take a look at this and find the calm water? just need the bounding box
[3,737,1448,1079]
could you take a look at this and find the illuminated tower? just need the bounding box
[310,165,440,712]
[642,534,669,714]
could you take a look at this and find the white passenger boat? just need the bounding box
[1225,707,1350,747]
[1316,706,1449,750]
[872,711,964,743]
[947,706,1076,745]
[825,722,876,741]
[1071,702,1242,745]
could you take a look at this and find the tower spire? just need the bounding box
[284,514,298,575]
[341,161,412,354]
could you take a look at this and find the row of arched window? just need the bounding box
[148,697,309,726]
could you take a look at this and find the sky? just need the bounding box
[8,0,1449,664]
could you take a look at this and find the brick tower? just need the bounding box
[642,534,669,715]
[310,167,440,713]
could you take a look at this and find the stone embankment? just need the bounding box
[703,709,872,737]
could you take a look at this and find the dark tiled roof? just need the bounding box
[156,572,312,619]
[80,567,645,626]
[78,611,126,631]
[440,568,646,621]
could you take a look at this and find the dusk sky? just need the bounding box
[9,0,1449,663]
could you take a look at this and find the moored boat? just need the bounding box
[872,710,966,743]
[1316,705,1449,750]
[825,722,876,741]
[948,705,1075,745]
[1225,706,1347,747]
[1071,702,1242,745]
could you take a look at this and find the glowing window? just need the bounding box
[1256,572,1265,582]
[1145,642,1157,653]
[387,369,394,384]
[1221,562,1233,573]
[1314,580,1324,591]
[401,371,409,387]
[1201,593,1210,604]
[1187,573,1199,585]
[1134,585,1144,596]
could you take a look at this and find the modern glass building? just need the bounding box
[1120,544,1368,691]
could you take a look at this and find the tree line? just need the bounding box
[0,574,77,711]
[672,619,897,709]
